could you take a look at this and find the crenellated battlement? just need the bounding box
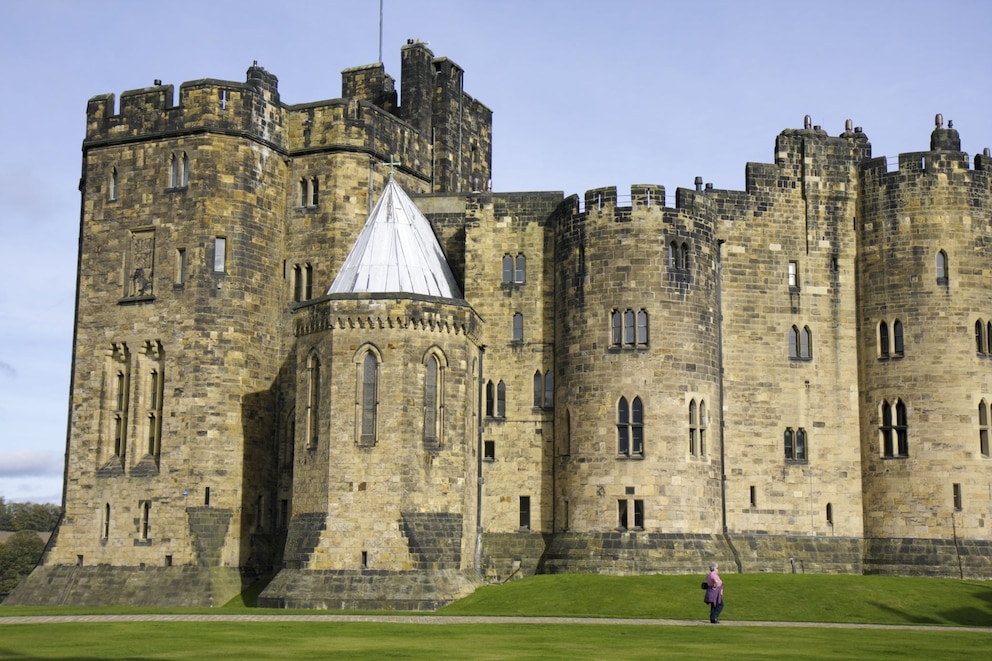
[83,47,489,195]
[859,125,992,225]
[564,184,715,225]
[85,65,288,150]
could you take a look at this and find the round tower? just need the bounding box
[857,118,992,577]
[548,185,724,573]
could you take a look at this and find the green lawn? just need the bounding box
[0,573,990,660]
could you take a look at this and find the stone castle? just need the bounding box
[8,41,992,610]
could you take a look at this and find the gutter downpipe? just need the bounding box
[716,239,742,573]
[474,345,486,579]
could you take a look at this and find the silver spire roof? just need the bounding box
[327,176,462,299]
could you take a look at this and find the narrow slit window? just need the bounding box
[981,400,991,457]
[175,248,186,285]
[213,237,226,273]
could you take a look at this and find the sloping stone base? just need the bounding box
[729,534,864,574]
[3,565,245,607]
[537,532,735,576]
[484,532,865,579]
[257,568,482,611]
[864,537,992,579]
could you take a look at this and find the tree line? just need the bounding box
[0,497,62,532]
[0,498,62,598]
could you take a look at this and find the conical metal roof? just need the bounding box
[327,177,462,299]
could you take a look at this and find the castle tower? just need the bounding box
[259,177,485,609]
[6,65,292,606]
[544,185,725,572]
[715,122,870,572]
[9,44,494,608]
[857,117,992,576]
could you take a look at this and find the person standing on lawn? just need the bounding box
[705,562,724,623]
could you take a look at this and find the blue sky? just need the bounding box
[1,0,990,504]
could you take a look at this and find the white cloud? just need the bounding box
[0,450,64,478]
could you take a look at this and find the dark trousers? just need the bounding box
[709,599,724,622]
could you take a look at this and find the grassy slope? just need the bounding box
[438,573,992,627]
[1,574,990,660]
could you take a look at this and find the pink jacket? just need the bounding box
[705,570,723,604]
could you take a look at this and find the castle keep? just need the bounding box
[8,42,992,609]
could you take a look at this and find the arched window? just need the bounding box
[513,313,523,341]
[681,243,690,270]
[424,354,440,445]
[895,400,908,456]
[826,503,833,526]
[977,320,985,354]
[617,397,644,457]
[543,371,553,409]
[306,352,320,448]
[631,397,643,455]
[180,152,189,187]
[636,309,648,345]
[515,253,526,284]
[486,380,495,417]
[800,326,812,360]
[496,380,506,418]
[936,249,948,283]
[689,399,698,455]
[533,371,543,408]
[880,400,893,457]
[795,427,807,461]
[169,153,179,188]
[502,255,513,284]
[361,352,378,443]
[789,326,800,359]
[698,401,707,455]
[611,310,622,346]
[879,321,890,358]
[146,367,163,458]
[310,176,319,206]
[979,400,990,457]
[785,427,806,461]
[293,265,303,302]
[892,320,903,357]
[668,241,678,268]
[624,309,635,345]
[617,397,630,455]
[114,368,128,460]
[881,399,908,457]
[299,178,308,207]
